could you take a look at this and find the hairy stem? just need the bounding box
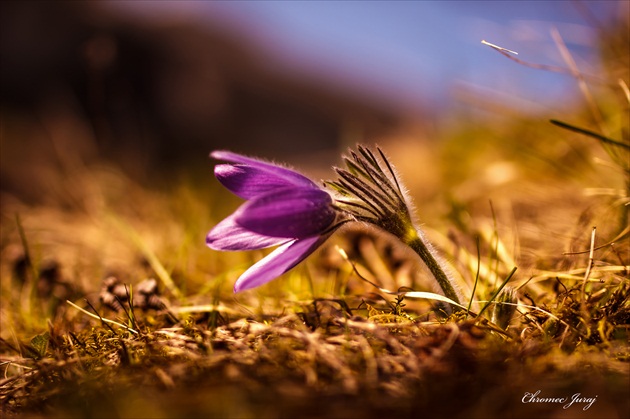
[405,231,462,312]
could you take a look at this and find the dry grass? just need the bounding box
[1,16,629,419]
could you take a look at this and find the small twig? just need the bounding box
[564,225,629,255]
[481,40,518,55]
[481,39,607,84]
[169,304,243,316]
[84,299,118,335]
[550,27,606,134]
[580,227,597,303]
[66,300,138,334]
[571,226,602,348]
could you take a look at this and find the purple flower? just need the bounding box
[207,151,338,292]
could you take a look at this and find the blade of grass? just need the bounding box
[15,214,40,325]
[119,284,140,333]
[15,214,38,281]
[467,235,482,317]
[476,267,517,319]
[550,120,630,150]
[489,200,500,289]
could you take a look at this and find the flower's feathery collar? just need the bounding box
[326,145,415,242]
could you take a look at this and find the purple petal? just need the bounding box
[211,150,318,193]
[235,187,335,238]
[206,215,288,251]
[215,164,309,200]
[234,235,330,292]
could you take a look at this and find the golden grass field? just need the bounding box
[1,8,628,419]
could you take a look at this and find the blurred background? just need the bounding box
[1,1,625,199]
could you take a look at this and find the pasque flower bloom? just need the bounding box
[207,147,462,313]
[206,151,338,292]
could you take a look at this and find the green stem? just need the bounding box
[406,233,462,312]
